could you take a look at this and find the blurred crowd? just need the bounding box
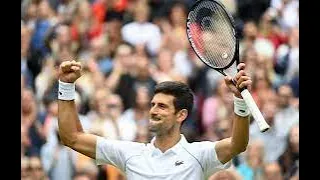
[21,0,299,179]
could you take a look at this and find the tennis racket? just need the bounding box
[186,0,270,132]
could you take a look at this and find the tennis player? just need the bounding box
[57,60,252,179]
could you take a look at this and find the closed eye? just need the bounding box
[158,103,167,109]
[150,102,168,109]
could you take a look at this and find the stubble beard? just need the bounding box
[149,122,177,137]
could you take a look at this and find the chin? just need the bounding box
[148,124,158,133]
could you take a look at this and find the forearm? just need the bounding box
[58,100,83,146]
[57,61,97,159]
[230,114,249,154]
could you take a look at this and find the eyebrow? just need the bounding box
[151,101,169,108]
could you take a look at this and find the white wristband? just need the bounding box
[58,80,75,100]
[234,95,250,117]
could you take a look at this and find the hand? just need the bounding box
[58,60,83,83]
[224,63,252,98]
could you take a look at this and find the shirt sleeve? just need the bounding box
[95,136,143,172]
[196,141,232,178]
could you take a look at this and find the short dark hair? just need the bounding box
[154,81,194,115]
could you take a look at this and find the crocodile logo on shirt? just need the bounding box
[175,160,184,166]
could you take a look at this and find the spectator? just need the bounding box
[236,139,265,180]
[278,124,299,179]
[21,24,34,89]
[112,54,157,110]
[271,0,299,32]
[103,15,124,57]
[40,130,77,180]
[164,1,189,53]
[262,162,284,180]
[209,169,242,180]
[274,84,299,137]
[87,36,113,74]
[21,88,46,156]
[237,0,270,23]
[73,171,91,180]
[257,9,287,50]
[34,57,56,103]
[121,2,162,56]
[250,99,287,163]
[239,21,259,58]
[214,118,233,141]
[250,67,275,109]
[21,156,31,179]
[29,0,57,79]
[70,0,103,43]
[29,156,48,180]
[274,26,299,87]
[21,0,37,30]
[86,88,112,138]
[202,78,233,139]
[150,48,187,83]
[118,86,151,142]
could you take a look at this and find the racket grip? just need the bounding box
[240,89,270,132]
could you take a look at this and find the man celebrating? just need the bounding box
[57,60,252,179]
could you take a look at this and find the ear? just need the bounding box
[176,109,188,123]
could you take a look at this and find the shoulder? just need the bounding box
[97,137,146,153]
[181,141,217,156]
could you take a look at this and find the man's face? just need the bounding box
[149,93,179,135]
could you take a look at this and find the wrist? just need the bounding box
[233,95,250,117]
[58,80,75,101]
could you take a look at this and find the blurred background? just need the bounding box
[21,0,299,179]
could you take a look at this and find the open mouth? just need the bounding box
[150,117,161,121]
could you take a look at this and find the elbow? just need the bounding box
[236,143,248,154]
[232,143,248,155]
[58,132,78,148]
[238,146,247,153]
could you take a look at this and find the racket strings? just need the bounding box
[207,4,234,67]
[187,0,236,68]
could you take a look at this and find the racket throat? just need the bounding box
[218,70,227,76]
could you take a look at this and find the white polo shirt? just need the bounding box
[96,134,231,180]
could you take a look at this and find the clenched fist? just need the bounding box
[58,60,83,83]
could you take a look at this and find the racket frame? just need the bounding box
[186,0,239,75]
[186,0,270,132]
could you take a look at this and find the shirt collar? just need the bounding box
[149,134,188,156]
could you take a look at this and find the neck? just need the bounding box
[154,130,181,153]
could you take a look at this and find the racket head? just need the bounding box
[186,0,240,73]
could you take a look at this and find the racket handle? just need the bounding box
[240,89,270,132]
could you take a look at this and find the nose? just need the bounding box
[149,105,158,116]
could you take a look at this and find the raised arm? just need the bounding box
[215,63,251,164]
[58,60,98,159]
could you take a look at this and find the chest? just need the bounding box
[125,151,203,179]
